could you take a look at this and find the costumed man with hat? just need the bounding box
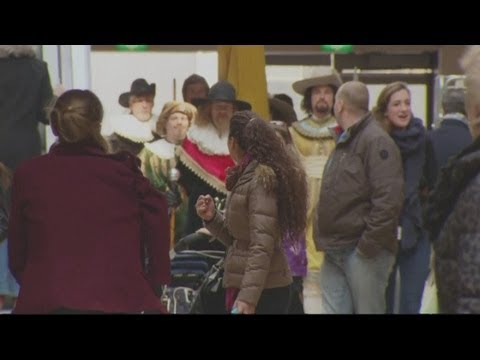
[175,80,251,250]
[139,101,197,247]
[106,78,159,156]
[290,67,343,313]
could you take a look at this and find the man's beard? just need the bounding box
[212,116,230,136]
[314,101,331,116]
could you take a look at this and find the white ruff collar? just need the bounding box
[112,114,156,143]
[144,138,176,159]
[187,123,230,155]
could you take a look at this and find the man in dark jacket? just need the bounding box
[0,45,52,310]
[0,45,54,170]
[424,87,472,192]
[314,81,404,314]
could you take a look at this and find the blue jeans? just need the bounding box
[0,240,20,297]
[319,247,395,314]
[386,236,431,314]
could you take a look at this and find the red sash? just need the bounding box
[178,138,235,193]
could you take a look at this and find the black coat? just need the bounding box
[425,140,480,313]
[424,118,472,191]
[0,56,53,170]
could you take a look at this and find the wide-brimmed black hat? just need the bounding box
[191,81,251,110]
[119,78,156,108]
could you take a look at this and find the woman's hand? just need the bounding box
[195,195,215,221]
[232,300,256,315]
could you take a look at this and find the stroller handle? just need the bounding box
[173,249,225,260]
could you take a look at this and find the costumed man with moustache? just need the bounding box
[290,68,343,313]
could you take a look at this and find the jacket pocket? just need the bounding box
[336,154,365,195]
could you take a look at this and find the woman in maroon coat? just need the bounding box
[8,89,171,314]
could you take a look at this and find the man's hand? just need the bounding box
[166,183,182,209]
[196,195,215,222]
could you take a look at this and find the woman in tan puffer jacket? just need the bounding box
[196,110,308,314]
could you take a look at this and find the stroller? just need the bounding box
[161,248,226,314]
[162,196,228,314]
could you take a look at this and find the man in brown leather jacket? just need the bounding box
[314,81,404,314]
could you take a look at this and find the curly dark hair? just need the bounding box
[228,111,308,241]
